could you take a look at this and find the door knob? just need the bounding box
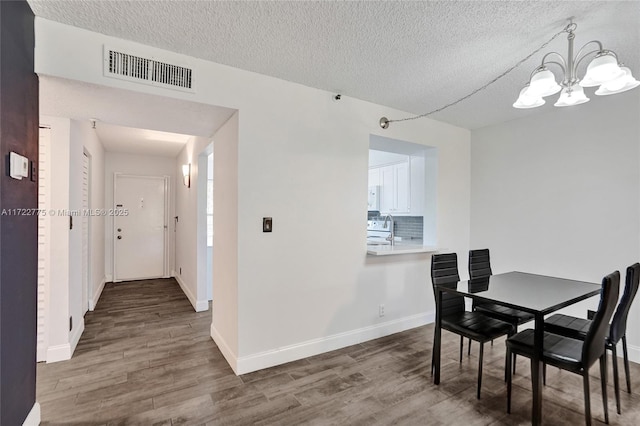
[117,235,122,240]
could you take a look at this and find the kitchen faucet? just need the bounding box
[382,214,394,245]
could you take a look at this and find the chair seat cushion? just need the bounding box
[475,303,535,325]
[544,313,590,340]
[442,312,514,343]
[506,329,584,373]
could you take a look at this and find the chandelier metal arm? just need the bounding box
[540,51,566,69]
[574,40,605,62]
[538,60,567,83]
[538,52,567,82]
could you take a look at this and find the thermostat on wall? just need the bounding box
[9,152,29,180]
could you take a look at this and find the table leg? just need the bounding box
[433,287,442,384]
[531,313,544,425]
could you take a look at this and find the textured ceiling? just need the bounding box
[29,1,640,130]
[40,76,235,156]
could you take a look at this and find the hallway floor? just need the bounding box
[37,279,640,425]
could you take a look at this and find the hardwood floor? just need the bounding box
[37,278,640,425]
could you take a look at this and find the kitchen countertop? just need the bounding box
[366,242,438,256]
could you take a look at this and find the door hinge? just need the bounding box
[69,216,73,230]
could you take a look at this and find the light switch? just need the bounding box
[263,217,272,232]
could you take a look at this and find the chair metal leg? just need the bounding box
[506,348,512,413]
[468,337,472,356]
[600,353,609,424]
[431,338,435,376]
[622,335,632,393]
[611,345,621,415]
[513,354,517,375]
[543,362,546,386]
[583,373,592,426]
[477,342,484,399]
[503,349,509,382]
[459,335,464,363]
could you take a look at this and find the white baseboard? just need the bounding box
[46,343,71,363]
[70,316,85,356]
[89,277,106,311]
[174,272,208,312]
[211,323,238,374]
[47,315,86,363]
[235,311,435,375]
[195,299,209,311]
[36,344,47,363]
[22,402,40,426]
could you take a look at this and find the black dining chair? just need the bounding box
[544,262,640,414]
[431,253,515,399]
[469,249,535,332]
[468,249,535,375]
[506,271,620,426]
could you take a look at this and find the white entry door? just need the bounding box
[114,175,168,281]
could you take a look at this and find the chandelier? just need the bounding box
[514,23,639,108]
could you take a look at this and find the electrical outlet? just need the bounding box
[379,304,385,317]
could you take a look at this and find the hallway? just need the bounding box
[37,279,640,425]
[37,279,225,424]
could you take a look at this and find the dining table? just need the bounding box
[432,271,602,426]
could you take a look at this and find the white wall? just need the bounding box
[174,135,212,311]
[104,152,176,281]
[39,116,106,361]
[471,91,640,361]
[211,113,240,368]
[35,19,471,374]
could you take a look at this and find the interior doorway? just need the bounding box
[196,143,214,305]
[113,174,170,281]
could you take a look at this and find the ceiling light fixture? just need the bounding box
[380,21,638,129]
[514,22,638,108]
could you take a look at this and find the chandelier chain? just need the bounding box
[385,24,571,125]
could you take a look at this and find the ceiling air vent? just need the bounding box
[104,46,194,92]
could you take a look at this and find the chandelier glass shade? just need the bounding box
[513,23,639,109]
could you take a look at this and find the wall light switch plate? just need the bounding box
[263,217,272,232]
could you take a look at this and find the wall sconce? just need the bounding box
[182,163,191,188]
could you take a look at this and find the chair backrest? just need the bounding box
[583,271,620,367]
[609,263,640,343]
[469,249,492,280]
[431,253,464,316]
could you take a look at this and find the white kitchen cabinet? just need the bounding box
[374,160,410,214]
[368,168,380,186]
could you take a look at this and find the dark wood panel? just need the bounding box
[0,1,38,425]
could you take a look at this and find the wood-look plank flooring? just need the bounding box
[37,278,640,425]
